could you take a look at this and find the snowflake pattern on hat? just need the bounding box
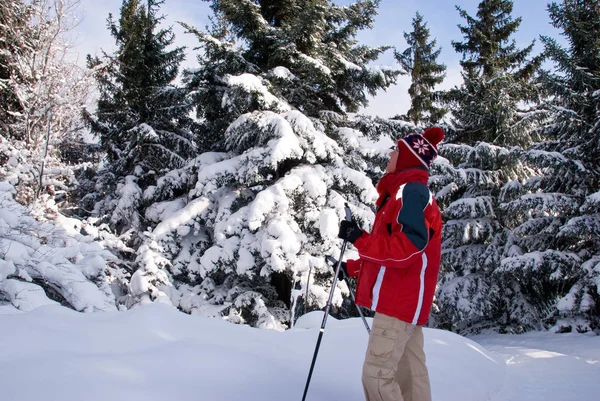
[400,133,438,168]
[413,138,430,155]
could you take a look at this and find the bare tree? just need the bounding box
[0,0,94,203]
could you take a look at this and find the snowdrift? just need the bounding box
[0,304,506,401]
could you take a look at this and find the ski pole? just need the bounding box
[329,204,371,334]
[326,255,371,335]
[349,286,371,334]
[304,264,313,315]
[301,203,353,401]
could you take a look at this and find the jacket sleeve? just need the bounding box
[353,182,430,269]
[345,259,362,277]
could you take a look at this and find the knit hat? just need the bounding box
[395,127,444,171]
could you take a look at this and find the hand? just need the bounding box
[326,256,348,281]
[338,220,363,244]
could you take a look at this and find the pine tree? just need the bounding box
[429,142,534,333]
[493,148,594,332]
[183,0,400,152]
[540,0,600,170]
[446,0,543,147]
[430,1,552,334]
[434,1,600,334]
[85,0,195,235]
[125,0,400,327]
[395,12,446,125]
[492,0,600,333]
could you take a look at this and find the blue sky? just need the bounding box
[74,0,564,117]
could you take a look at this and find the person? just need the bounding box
[336,127,444,401]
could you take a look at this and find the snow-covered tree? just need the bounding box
[428,142,531,333]
[445,0,544,147]
[122,0,400,328]
[0,0,94,204]
[429,144,581,334]
[0,0,33,140]
[183,0,399,152]
[394,12,446,125]
[425,0,588,335]
[432,0,600,331]
[493,149,597,333]
[490,0,600,333]
[539,0,600,170]
[85,0,195,237]
[0,181,121,312]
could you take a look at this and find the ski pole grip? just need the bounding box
[344,202,352,222]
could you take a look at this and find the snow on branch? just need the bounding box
[0,182,117,312]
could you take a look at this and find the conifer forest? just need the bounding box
[1,0,599,335]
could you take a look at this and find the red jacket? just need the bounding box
[346,168,442,326]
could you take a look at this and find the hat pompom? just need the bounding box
[422,127,444,147]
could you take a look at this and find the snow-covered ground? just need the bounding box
[1,304,598,401]
[472,331,600,400]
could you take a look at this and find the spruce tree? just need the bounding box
[434,0,600,334]
[126,0,400,327]
[429,142,532,333]
[395,12,446,125]
[492,0,600,333]
[540,0,600,170]
[183,0,399,152]
[85,0,195,235]
[431,1,548,334]
[216,0,393,115]
[447,0,543,147]
[494,149,594,332]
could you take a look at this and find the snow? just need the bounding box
[500,250,580,275]
[152,197,211,241]
[299,53,332,75]
[336,54,362,71]
[0,303,598,401]
[268,66,296,80]
[0,183,117,313]
[472,332,600,400]
[587,189,600,204]
[223,73,291,111]
[111,175,142,227]
[2,279,60,311]
[136,123,159,141]
[445,196,494,219]
[144,198,186,223]
[318,208,339,239]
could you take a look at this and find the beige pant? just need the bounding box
[362,313,432,401]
